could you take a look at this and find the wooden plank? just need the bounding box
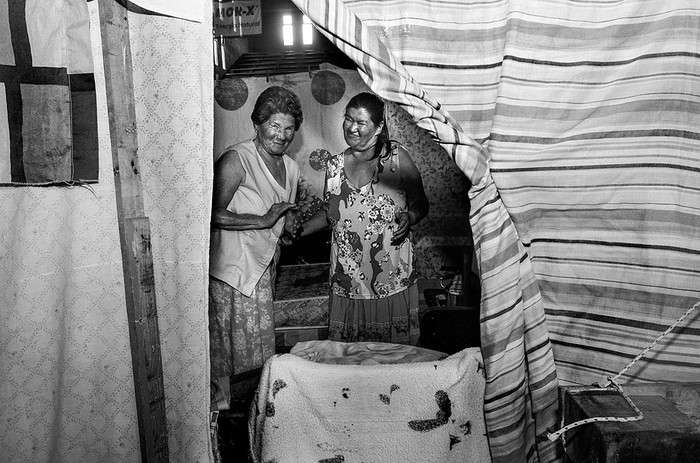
[97,1,169,461]
[124,217,168,460]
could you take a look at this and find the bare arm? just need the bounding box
[299,207,331,237]
[211,149,295,231]
[392,145,429,245]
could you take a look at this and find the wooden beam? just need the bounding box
[97,1,169,461]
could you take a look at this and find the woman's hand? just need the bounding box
[263,201,297,229]
[283,209,303,239]
[391,210,412,245]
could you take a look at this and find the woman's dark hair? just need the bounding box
[251,86,304,130]
[346,92,390,159]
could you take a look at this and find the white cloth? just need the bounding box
[209,139,298,296]
[290,339,448,365]
[249,344,491,463]
[130,0,204,22]
[0,3,214,461]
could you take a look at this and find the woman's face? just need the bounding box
[343,107,382,153]
[255,112,297,156]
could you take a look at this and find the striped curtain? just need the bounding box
[294,1,700,462]
[483,1,700,388]
[294,1,560,462]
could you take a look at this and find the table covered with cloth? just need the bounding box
[248,340,491,463]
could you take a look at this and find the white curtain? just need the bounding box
[0,1,214,462]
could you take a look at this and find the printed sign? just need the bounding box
[213,0,262,37]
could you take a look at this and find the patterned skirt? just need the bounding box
[208,264,276,378]
[328,282,420,345]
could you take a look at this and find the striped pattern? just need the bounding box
[295,1,700,462]
[295,1,558,462]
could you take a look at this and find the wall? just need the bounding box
[214,67,473,281]
[215,36,249,78]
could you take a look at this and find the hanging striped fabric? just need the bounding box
[481,1,700,389]
[294,1,561,462]
[296,0,700,462]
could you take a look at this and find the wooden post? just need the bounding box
[97,1,169,461]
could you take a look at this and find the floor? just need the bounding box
[213,372,261,463]
[214,409,250,462]
[213,348,295,462]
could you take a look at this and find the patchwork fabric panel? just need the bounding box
[0,0,97,184]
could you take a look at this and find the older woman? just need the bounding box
[209,86,303,409]
[303,92,429,345]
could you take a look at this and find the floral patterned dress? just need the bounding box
[325,143,420,344]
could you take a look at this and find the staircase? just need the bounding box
[274,262,330,350]
[274,231,332,351]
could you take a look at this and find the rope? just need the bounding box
[546,379,643,443]
[600,300,700,388]
[545,298,700,443]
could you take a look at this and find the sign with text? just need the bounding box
[213,0,262,37]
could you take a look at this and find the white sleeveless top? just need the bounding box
[209,139,298,297]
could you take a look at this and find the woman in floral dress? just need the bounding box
[303,92,429,345]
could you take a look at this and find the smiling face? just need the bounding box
[343,107,383,153]
[255,112,297,156]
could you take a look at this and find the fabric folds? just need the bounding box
[293,1,560,461]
